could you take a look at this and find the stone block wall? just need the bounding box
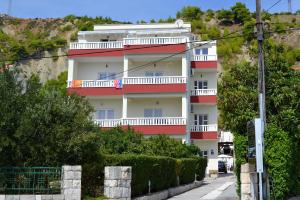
[241,163,258,200]
[61,165,82,200]
[0,165,81,200]
[104,166,132,200]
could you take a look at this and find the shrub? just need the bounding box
[195,157,207,181]
[82,154,207,198]
[265,124,293,199]
[177,158,197,184]
[104,154,177,197]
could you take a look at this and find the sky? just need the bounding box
[0,0,299,22]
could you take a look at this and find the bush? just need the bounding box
[82,154,207,198]
[265,124,293,199]
[104,154,177,197]
[177,158,197,184]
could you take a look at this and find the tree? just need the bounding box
[0,69,101,166]
[217,9,234,25]
[231,2,251,24]
[218,41,300,197]
[176,6,203,21]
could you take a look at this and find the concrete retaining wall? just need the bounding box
[133,181,203,200]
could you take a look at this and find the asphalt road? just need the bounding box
[168,173,237,200]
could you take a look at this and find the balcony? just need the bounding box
[190,124,217,132]
[69,41,123,49]
[190,124,218,140]
[123,76,186,84]
[192,55,217,61]
[191,55,218,71]
[67,76,187,95]
[190,89,217,104]
[191,89,217,96]
[94,119,122,127]
[122,117,186,126]
[67,80,114,88]
[69,37,187,50]
[123,37,187,45]
[93,117,187,135]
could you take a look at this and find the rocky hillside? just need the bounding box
[0,3,300,82]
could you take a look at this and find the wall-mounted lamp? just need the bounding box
[155,101,159,105]
[154,63,156,67]
[105,64,108,68]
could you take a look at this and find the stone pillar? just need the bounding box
[241,163,258,200]
[104,166,132,200]
[61,165,82,200]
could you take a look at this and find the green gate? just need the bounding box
[0,167,61,194]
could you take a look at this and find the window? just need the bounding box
[201,150,208,157]
[211,149,214,155]
[145,71,163,77]
[98,72,116,80]
[97,109,114,119]
[194,80,208,90]
[195,48,208,55]
[202,48,208,55]
[194,114,208,125]
[144,109,162,117]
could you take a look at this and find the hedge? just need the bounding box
[82,154,207,197]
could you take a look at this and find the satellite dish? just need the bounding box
[175,19,184,28]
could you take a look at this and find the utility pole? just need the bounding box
[256,0,267,199]
[256,0,266,199]
[288,0,292,13]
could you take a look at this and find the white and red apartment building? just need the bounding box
[67,21,218,173]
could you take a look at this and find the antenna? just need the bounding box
[8,0,12,16]
[288,0,292,13]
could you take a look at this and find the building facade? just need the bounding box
[67,22,218,173]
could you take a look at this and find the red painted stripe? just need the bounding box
[191,131,218,139]
[191,61,217,69]
[67,87,123,96]
[68,49,124,58]
[123,125,186,135]
[190,95,217,104]
[124,44,186,54]
[123,84,186,94]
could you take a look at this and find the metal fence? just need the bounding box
[0,167,61,194]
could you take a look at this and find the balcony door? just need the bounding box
[98,72,116,80]
[144,109,163,118]
[145,71,163,77]
[97,109,114,119]
[194,80,208,90]
[195,48,208,55]
[194,114,208,126]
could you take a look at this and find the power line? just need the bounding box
[266,0,283,12]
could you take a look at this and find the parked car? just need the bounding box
[218,161,227,173]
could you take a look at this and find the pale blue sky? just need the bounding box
[0,0,299,22]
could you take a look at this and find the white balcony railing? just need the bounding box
[94,119,122,127]
[67,80,114,88]
[70,41,123,49]
[124,37,187,45]
[190,124,218,132]
[122,117,186,126]
[123,76,186,84]
[191,89,217,96]
[81,80,114,87]
[192,55,217,61]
